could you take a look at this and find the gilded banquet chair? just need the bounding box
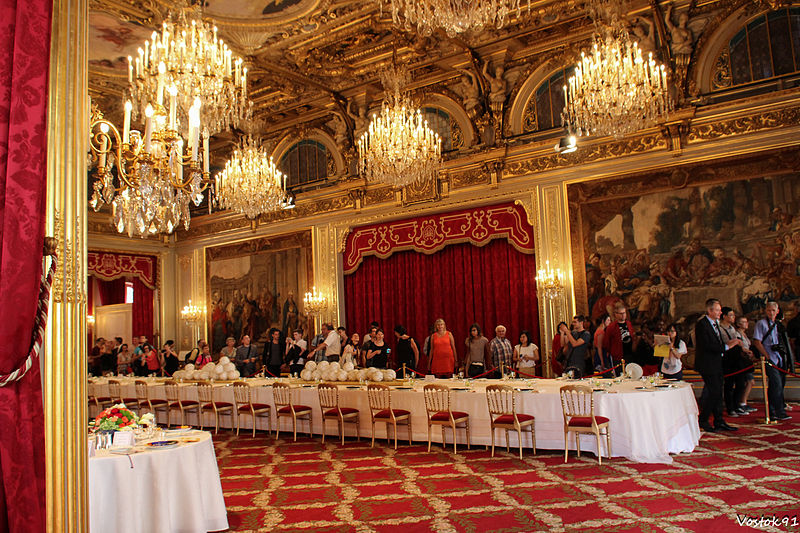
[197,382,234,434]
[107,379,138,409]
[233,381,272,437]
[272,382,313,441]
[164,380,199,428]
[317,383,360,445]
[134,379,169,419]
[485,384,536,459]
[559,384,611,464]
[367,384,412,449]
[423,384,470,454]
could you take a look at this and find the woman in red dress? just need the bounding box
[428,318,457,378]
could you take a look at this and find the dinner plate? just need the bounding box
[146,440,180,449]
[108,446,134,454]
[164,426,191,434]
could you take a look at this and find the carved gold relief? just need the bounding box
[712,47,732,90]
[688,105,800,142]
[450,118,464,150]
[449,168,488,188]
[504,133,667,178]
[51,210,84,304]
[400,176,439,206]
[522,96,538,133]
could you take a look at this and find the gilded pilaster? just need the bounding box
[45,0,88,530]
[532,183,576,376]
[311,224,344,328]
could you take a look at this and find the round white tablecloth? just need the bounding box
[89,430,228,533]
[89,376,700,464]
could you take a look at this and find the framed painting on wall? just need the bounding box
[568,148,800,339]
[205,231,313,354]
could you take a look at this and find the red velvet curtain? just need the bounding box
[96,276,126,306]
[344,239,539,369]
[132,277,154,341]
[0,0,51,530]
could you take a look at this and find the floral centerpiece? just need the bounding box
[91,404,154,432]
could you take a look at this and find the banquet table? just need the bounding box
[89,376,700,464]
[89,430,228,533]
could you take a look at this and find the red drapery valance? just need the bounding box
[88,251,157,289]
[343,202,534,274]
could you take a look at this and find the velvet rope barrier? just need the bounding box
[0,256,56,387]
[764,360,800,379]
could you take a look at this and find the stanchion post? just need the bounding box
[760,357,775,424]
[402,363,406,379]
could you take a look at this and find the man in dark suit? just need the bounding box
[695,298,742,432]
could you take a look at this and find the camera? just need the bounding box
[771,343,788,356]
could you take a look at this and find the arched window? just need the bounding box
[523,67,574,133]
[421,107,453,151]
[279,140,328,187]
[715,8,800,90]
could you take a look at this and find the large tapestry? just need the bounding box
[568,148,800,331]
[205,231,313,353]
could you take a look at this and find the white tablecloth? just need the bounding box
[89,431,228,533]
[89,377,700,464]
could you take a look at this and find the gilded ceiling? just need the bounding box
[87,0,800,234]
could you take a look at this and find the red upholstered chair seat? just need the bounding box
[169,400,197,407]
[239,403,271,411]
[122,398,138,405]
[325,407,359,416]
[375,409,410,418]
[568,415,609,427]
[202,401,233,409]
[494,413,535,425]
[149,399,168,406]
[94,397,112,403]
[431,411,469,422]
[278,405,312,414]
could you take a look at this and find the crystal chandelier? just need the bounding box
[215,137,290,220]
[536,261,565,300]
[562,1,670,138]
[357,66,441,189]
[303,287,328,315]
[385,0,530,37]
[127,3,251,136]
[181,300,203,323]
[89,99,211,237]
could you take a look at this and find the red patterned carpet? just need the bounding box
[213,405,800,532]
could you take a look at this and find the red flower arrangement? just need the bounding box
[92,404,140,432]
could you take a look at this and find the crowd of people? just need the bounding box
[89,297,798,432]
[88,336,180,377]
[695,298,796,433]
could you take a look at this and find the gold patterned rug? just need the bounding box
[213,406,800,532]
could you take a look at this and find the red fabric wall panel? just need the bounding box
[344,239,539,370]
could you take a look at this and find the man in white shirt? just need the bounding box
[285,330,308,375]
[309,323,341,362]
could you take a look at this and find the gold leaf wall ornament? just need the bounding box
[450,118,464,150]
[51,210,64,303]
[522,96,538,133]
[51,210,84,304]
[687,105,800,142]
[711,47,732,90]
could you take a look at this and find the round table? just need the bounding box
[89,430,228,533]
